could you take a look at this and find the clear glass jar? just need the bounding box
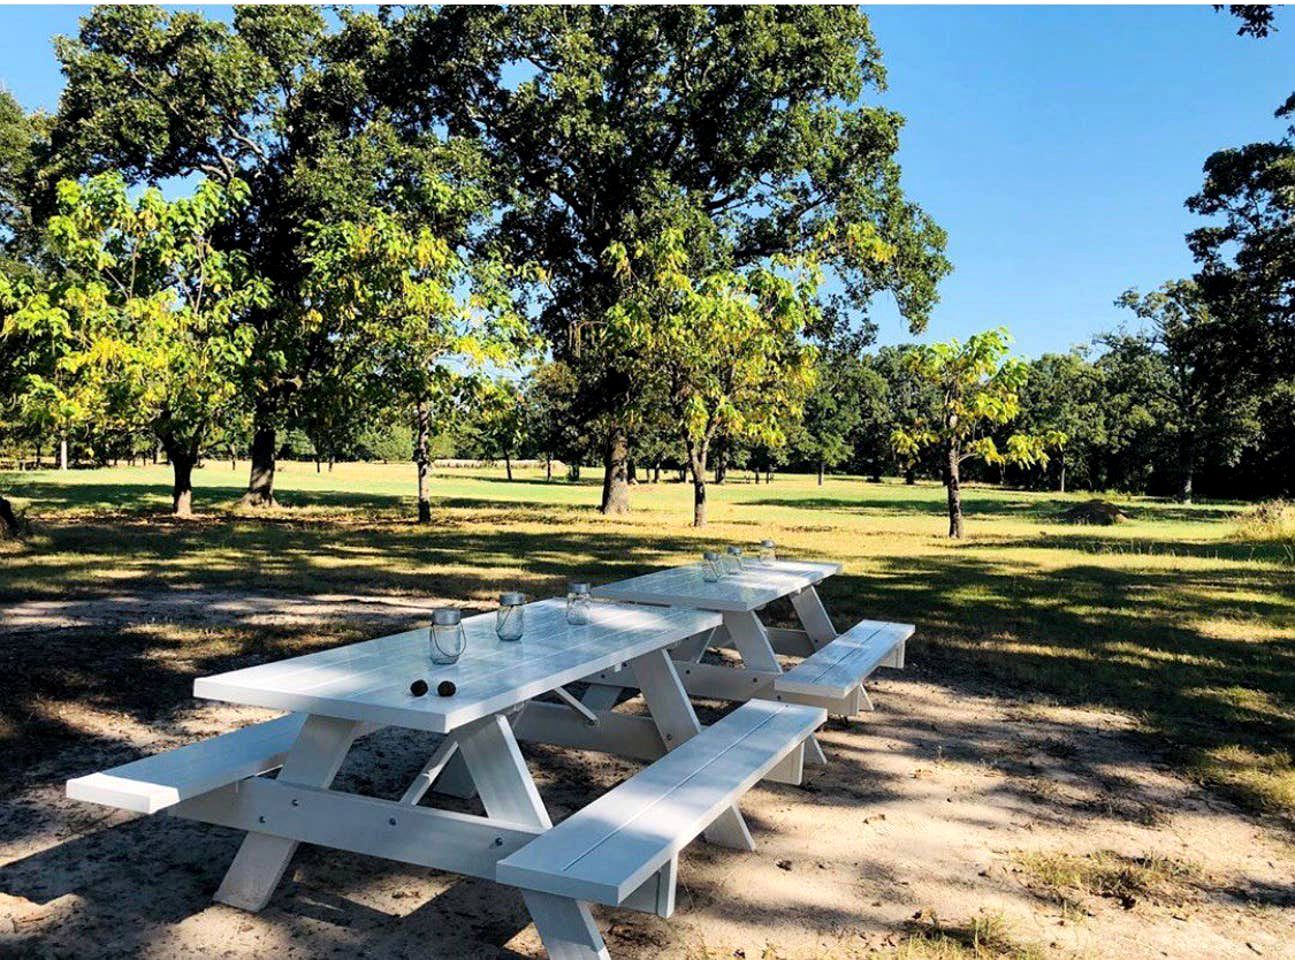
[759,539,776,564]
[566,582,592,625]
[496,591,525,641]
[725,545,745,574]
[701,551,724,582]
[430,608,467,664]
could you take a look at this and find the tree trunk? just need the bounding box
[1177,435,1194,503]
[229,445,237,470]
[569,463,581,480]
[153,441,160,465]
[242,415,277,507]
[169,449,196,517]
[505,452,513,481]
[58,436,68,471]
[686,440,708,527]
[599,426,630,515]
[0,495,21,538]
[1058,452,1067,494]
[626,459,637,484]
[765,467,773,484]
[328,457,334,472]
[315,457,321,473]
[945,444,964,539]
[652,463,660,483]
[904,466,916,485]
[546,454,552,482]
[415,400,431,524]
[817,460,825,485]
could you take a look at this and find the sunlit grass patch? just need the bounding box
[896,912,1046,960]
[1197,745,1295,817]
[1012,849,1202,911]
[1233,500,1295,543]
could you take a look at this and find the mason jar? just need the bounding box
[496,592,525,641]
[701,550,724,582]
[725,545,745,574]
[759,539,777,564]
[566,582,592,625]
[430,608,467,664]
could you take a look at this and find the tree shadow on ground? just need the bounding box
[740,493,1241,524]
[805,555,1295,827]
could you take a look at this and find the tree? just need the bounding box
[891,329,1060,538]
[402,6,949,515]
[605,230,818,526]
[299,208,530,522]
[0,173,263,515]
[796,347,869,485]
[1110,282,1259,502]
[45,6,497,507]
[523,361,583,481]
[1018,350,1107,492]
[476,378,527,481]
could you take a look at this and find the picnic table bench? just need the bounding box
[67,596,825,960]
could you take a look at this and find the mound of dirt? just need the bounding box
[1059,499,1129,526]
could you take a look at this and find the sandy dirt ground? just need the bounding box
[1,592,1292,959]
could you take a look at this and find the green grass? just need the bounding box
[2,461,1293,826]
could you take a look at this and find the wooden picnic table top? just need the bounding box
[591,558,842,613]
[194,598,720,734]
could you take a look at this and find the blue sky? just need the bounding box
[1,5,1292,357]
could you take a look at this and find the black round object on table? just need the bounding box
[437,680,457,697]
[409,679,429,697]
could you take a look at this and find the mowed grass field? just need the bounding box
[2,461,1293,832]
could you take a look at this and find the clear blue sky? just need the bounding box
[1,5,1292,357]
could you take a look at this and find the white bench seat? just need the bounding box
[66,714,309,814]
[496,699,825,915]
[774,620,913,713]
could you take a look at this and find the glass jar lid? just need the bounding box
[432,608,462,626]
[703,551,721,560]
[726,545,743,555]
[761,539,775,548]
[499,591,526,607]
[568,582,591,595]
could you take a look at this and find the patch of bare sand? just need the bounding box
[1,592,1292,959]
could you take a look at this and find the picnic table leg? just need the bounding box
[724,611,827,766]
[522,890,611,960]
[213,714,361,911]
[789,586,838,650]
[630,648,754,851]
[453,714,608,960]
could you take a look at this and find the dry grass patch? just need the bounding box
[1012,849,1202,911]
[895,913,1046,960]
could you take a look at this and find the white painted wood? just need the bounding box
[398,735,460,805]
[578,683,623,711]
[619,857,677,917]
[511,701,666,761]
[675,661,778,702]
[214,714,361,911]
[629,649,752,850]
[455,713,552,829]
[764,743,804,786]
[552,685,600,725]
[591,560,841,613]
[522,891,611,960]
[722,612,782,674]
[804,736,827,766]
[497,699,826,909]
[66,714,307,814]
[173,778,542,880]
[774,621,914,701]
[764,627,814,657]
[195,600,719,734]
[789,586,838,649]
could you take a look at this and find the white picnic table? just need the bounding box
[587,558,909,723]
[68,595,828,959]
